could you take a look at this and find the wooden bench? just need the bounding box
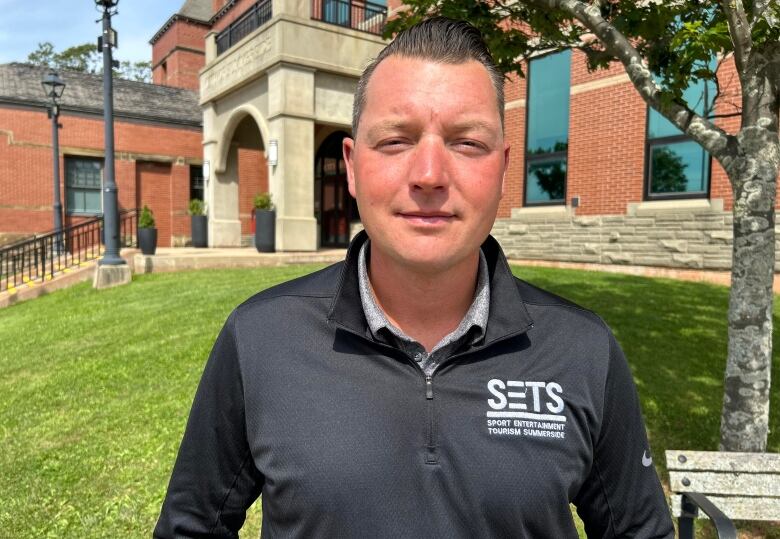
[665,450,780,538]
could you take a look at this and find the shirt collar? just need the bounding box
[328,230,534,348]
[357,240,490,350]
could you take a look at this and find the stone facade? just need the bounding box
[493,199,780,271]
[200,1,387,250]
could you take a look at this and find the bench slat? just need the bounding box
[669,471,780,497]
[666,450,780,473]
[671,495,780,521]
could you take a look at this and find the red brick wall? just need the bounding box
[0,106,202,247]
[152,19,208,90]
[500,52,759,218]
[237,147,268,234]
[137,161,173,246]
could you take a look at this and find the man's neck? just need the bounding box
[367,248,481,352]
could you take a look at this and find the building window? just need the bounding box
[645,78,713,198]
[190,165,204,201]
[65,157,102,215]
[525,50,571,205]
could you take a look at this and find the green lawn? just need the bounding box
[0,264,777,538]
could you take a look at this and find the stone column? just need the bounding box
[204,103,242,247]
[267,63,317,251]
[205,32,218,64]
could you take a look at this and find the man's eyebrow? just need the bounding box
[365,120,417,139]
[447,119,497,133]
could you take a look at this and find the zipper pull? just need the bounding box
[425,375,433,399]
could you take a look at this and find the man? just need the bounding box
[155,17,673,538]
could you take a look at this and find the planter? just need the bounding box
[191,215,207,248]
[138,227,157,255]
[254,209,275,253]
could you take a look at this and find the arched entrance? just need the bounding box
[314,131,358,247]
[210,112,268,247]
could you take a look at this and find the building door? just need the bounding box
[314,131,357,247]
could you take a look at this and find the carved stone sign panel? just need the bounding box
[201,33,273,102]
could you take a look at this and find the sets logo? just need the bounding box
[485,379,567,439]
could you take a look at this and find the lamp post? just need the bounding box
[41,71,65,254]
[95,0,124,266]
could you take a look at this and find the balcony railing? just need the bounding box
[311,0,386,36]
[216,0,273,56]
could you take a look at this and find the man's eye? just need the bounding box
[455,140,486,151]
[379,139,408,149]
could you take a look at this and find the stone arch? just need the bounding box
[208,106,270,247]
[215,105,271,174]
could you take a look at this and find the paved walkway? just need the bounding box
[0,247,346,308]
[132,246,346,274]
[2,245,779,309]
[508,257,780,293]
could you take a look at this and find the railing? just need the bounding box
[311,0,386,36]
[0,209,138,294]
[216,0,273,55]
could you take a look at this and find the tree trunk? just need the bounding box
[720,132,779,452]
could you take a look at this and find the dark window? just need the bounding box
[645,74,713,198]
[525,50,571,205]
[315,131,358,248]
[323,0,350,26]
[190,165,205,201]
[65,157,102,215]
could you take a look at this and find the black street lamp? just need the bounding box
[95,0,124,267]
[41,70,65,254]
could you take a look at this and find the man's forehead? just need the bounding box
[359,56,501,135]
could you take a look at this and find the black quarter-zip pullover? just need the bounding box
[155,231,674,538]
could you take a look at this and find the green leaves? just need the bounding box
[25,42,152,82]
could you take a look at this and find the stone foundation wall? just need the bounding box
[491,199,780,271]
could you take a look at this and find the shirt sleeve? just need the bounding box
[154,312,264,538]
[573,329,674,538]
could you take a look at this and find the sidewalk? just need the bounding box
[508,257,780,293]
[132,246,346,274]
[2,246,778,310]
[0,247,346,309]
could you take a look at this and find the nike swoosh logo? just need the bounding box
[642,451,653,467]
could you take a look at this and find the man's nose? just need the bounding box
[410,137,449,192]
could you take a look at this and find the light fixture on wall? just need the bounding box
[202,160,210,184]
[268,139,279,166]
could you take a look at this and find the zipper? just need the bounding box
[331,321,532,466]
[423,372,437,464]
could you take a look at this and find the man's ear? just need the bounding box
[343,136,357,199]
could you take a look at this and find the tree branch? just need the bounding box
[750,0,778,27]
[520,0,734,159]
[719,0,752,78]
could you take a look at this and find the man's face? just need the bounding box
[344,55,509,275]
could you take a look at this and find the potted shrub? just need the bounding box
[138,205,157,256]
[188,198,207,248]
[253,192,275,253]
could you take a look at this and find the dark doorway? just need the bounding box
[315,131,358,247]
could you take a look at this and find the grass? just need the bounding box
[0,264,778,537]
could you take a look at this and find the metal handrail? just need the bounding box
[216,0,273,55]
[310,0,386,35]
[0,209,138,293]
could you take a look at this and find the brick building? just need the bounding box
[0,62,208,247]
[4,0,777,269]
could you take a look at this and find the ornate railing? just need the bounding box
[311,0,386,35]
[216,0,273,55]
[0,209,138,293]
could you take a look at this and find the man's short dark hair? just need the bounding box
[352,17,504,136]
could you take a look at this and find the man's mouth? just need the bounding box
[397,211,456,224]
